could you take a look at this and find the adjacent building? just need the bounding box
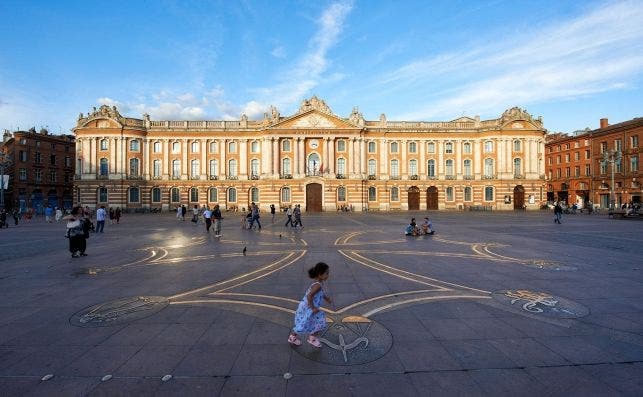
[545,117,642,208]
[72,97,546,212]
[1,128,76,212]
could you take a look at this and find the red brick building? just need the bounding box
[545,117,642,209]
[1,128,76,213]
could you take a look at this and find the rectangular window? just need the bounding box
[484,141,493,153]
[585,150,590,159]
[130,140,140,151]
[427,142,435,153]
[585,164,591,176]
[600,142,607,153]
[228,141,236,153]
[337,140,346,151]
[631,156,639,172]
[631,135,639,148]
[153,142,161,153]
[50,154,56,165]
[35,169,42,182]
[100,140,108,150]
[565,154,570,162]
[50,170,57,182]
[368,142,376,153]
[251,141,259,153]
[565,167,570,177]
[408,142,417,153]
[19,168,27,181]
[556,155,561,164]
[614,139,622,151]
[129,188,140,203]
[35,152,41,164]
[19,151,27,162]
[484,186,494,201]
[445,142,453,154]
[65,156,71,167]
[574,166,580,177]
[463,143,471,154]
[282,140,290,151]
[574,152,580,161]
[616,159,622,173]
[556,169,561,178]
[209,141,217,153]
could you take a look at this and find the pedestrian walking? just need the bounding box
[288,262,333,348]
[285,205,294,227]
[176,204,182,220]
[12,209,20,226]
[270,204,276,222]
[293,204,303,228]
[0,209,7,228]
[249,202,262,230]
[44,205,54,223]
[115,207,121,224]
[55,207,63,222]
[203,206,212,232]
[109,207,115,224]
[181,205,187,221]
[212,204,222,237]
[554,202,563,224]
[96,205,106,233]
[65,206,87,258]
[192,205,199,224]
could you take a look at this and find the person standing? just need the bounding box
[115,207,121,224]
[109,207,115,224]
[212,204,222,237]
[65,206,87,258]
[270,204,276,222]
[554,202,563,224]
[96,205,106,233]
[192,205,200,224]
[55,207,63,222]
[44,205,54,223]
[203,206,212,232]
[180,205,187,221]
[293,204,303,228]
[12,208,20,226]
[285,205,294,227]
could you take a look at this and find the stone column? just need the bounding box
[240,139,248,178]
[437,141,444,177]
[401,139,407,176]
[163,140,170,178]
[455,140,462,176]
[380,139,388,177]
[262,138,270,177]
[201,140,207,177]
[122,138,128,177]
[473,141,481,175]
[143,139,150,179]
[360,138,366,177]
[328,138,335,174]
[298,138,305,176]
[272,139,279,177]
[220,139,226,177]
[109,138,116,175]
[181,139,188,177]
[419,140,426,177]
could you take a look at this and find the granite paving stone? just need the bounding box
[0,212,641,395]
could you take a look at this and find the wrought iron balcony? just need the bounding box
[152,175,163,180]
[250,174,259,180]
[97,174,108,180]
[445,175,455,180]
[126,175,143,180]
[336,174,346,179]
[189,175,200,180]
[427,175,437,180]
[513,174,524,179]
[281,174,293,179]
[74,175,82,180]
[170,175,181,180]
[305,171,323,177]
[368,174,377,180]
[483,174,496,179]
[410,175,419,180]
[463,175,473,180]
[209,175,219,180]
[226,175,238,180]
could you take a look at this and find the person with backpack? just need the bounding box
[65,206,87,258]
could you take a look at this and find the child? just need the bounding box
[288,262,333,348]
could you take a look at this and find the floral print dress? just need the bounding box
[293,282,326,334]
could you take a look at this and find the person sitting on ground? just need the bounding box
[421,217,435,235]
[405,218,420,236]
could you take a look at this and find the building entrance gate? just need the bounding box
[513,185,525,210]
[408,186,420,210]
[426,186,438,210]
[306,183,323,212]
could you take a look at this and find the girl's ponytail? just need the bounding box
[308,262,329,278]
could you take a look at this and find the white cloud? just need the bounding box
[385,0,643,121]
[271,46,286,58]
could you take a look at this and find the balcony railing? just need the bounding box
[226,175,238,180]
[368,174,377,180]
[513,174,524,179]
[336,174,346,179]
[427,175,437,180]
[445,175,455,180]
[281,174,293,179]
[305,170,323,177]
[74,175,81,180]
[389,175,401,180]
[171,175,181,180]
[152,175,163,180]
[189,175,200,180]
[209,175,219,180]
[250,174,259,180]
[410,175,419,180]
[126,175,143,180]
[463,175,473,180]
[483,174,496,179]
[97,174,108,180]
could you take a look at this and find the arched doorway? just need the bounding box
[32,189,44,214]
[47,189,59,209]
[408,186,420,210]
[513,185,525,210]
[306,183,323,212]
[426,186,438,210]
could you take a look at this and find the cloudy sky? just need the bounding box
[1,0,642,134]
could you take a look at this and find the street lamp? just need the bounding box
[601,149,622,210]
[0,151,12,209]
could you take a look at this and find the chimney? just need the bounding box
[600,118,609,129]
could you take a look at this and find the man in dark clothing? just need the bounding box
[554,203,563,224]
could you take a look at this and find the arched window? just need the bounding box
[446,187,454,201]
[153,141,161,153]
[227,187,237,202]
[228,159,237,177]
[100,139,108,150]
[98,187,108,203]
[484,158,494,177]
[390,159,399,177]
[153,160,161,177]
[368,159,376,176]
[129,158,139,176]
[172,141,180,153]
[191,141,199,152]
[368,186,377,201]
[391,187,399,201]
[171,187,180,203]
[409,142,417,153]
[427,159,435,177]
[485,186,494,201]
[100,158,108,175]
[463,142,471,154]
[190,188,199,202]
[427,142,435,153]
[464,186,472,201]
[513,140,521,152]
[228,141,236,153]
[282,158,291,175]
[282,139,291,151]
[409,159,418,176]
[337,158,346,175]
[337,186,346,201]
[209,160,218,178]
[250,159,260,177]
[463,159,472,177]
[513,158,522,176]
[209,141,217,153]
[390,142,398,153]
[191,159,199,178]
[128,187,140,203]
[445,159,454,176]
[337,140,346,151]
[172,160,181,178]
[250,187,259,202]
[151,187,161,202]
[281,187,291,202]
[129,140,140,151]
[484,140,493,153]
[368,141,376,153]
[209,188,217,202]
[445,142,453,154]
[251,141,259,153]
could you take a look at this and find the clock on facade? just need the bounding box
[309,140,319,149]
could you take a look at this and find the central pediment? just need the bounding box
[271,110,360,130]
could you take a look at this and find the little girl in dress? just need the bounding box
[288,262,333,348]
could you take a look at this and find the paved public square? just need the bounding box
[0,210,642,396]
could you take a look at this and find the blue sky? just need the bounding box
[1,0,642,134]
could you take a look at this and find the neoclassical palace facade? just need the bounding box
[73,97,546,212]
